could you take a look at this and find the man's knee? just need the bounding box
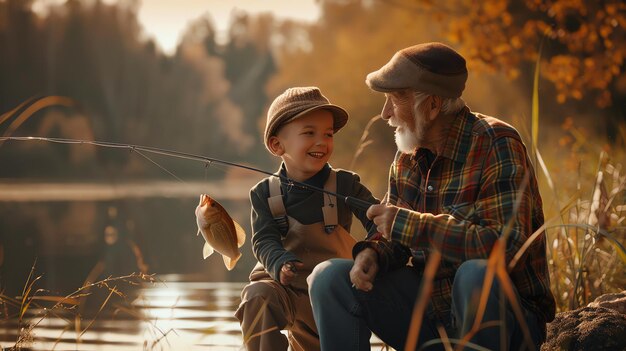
[308,259,352,300]
[455,259,488,284]
[452,259,492,300]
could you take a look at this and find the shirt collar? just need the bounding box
[414,106,476,164]
[278,162,330,190]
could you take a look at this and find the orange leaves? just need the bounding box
[434,0,626,108]
[482,0,508,18]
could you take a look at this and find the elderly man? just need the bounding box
[307,42,555,350]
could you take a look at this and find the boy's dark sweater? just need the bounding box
[249,163,378,281]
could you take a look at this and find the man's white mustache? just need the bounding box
[387,117,402,128]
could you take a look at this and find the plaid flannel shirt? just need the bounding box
[359,107,556,326]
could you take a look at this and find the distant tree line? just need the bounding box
[0,0,277,179]
[1,0,623,183]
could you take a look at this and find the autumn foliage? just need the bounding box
[440,0,626,107]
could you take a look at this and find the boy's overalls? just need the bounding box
[236,170,356,351]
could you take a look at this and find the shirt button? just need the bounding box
[427,185,434,192]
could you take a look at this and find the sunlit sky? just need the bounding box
[32,0,320,54]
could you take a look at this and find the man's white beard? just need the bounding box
[392,109,428,154]
[394,126,418,154]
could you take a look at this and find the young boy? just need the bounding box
[235,87,378,351]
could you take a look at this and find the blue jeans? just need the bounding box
[308,259,544,351]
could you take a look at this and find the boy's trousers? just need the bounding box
[236,278,318,351]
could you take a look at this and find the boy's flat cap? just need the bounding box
[264,87,348,152]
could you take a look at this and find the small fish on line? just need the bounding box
[195,194,246,270]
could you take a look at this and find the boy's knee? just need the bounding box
[241,281,281,303]
[236,294,290,331]
[308,259,352,298]
[237,282,288,323]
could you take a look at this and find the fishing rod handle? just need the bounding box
[345,196,374,212]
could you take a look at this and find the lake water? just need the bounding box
[1,275,247,350]
[0,181,380,350]
[0,274,386,350]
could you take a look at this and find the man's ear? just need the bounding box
[268,136,284,156]
[427,95,442,121]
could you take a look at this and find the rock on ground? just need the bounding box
[541,291,626,351]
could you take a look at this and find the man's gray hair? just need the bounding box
[413,91,465,115]
[441,96,466,114]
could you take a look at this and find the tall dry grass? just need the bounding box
[539,137,626,311]
[0,260,160,350]
[529,53,625,311]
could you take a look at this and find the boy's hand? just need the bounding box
[279,261,305,286]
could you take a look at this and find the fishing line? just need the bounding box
[131,148,185,183]
[204,161,212,183]
[286,179,295,193]
[0,136,375,211]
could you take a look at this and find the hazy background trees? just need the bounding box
[0,0,276,180]
[1,0,623,184]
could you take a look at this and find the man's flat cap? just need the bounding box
[366,42,468,98]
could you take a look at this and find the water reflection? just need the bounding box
[0,195,258,297]
[1,274,386,350]
[1,275,246,350]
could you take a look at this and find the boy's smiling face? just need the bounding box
[269,109,334,182]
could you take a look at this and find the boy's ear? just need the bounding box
[268,136,284,156]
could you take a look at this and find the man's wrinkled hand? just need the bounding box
[366,203,399,239]
[350,248,378,291]
[279,261,305,286]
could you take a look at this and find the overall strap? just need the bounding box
[267,175,287,217]
[322,170,338,233]
[267,175,289,233]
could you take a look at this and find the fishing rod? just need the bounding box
[0,136,375,211]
